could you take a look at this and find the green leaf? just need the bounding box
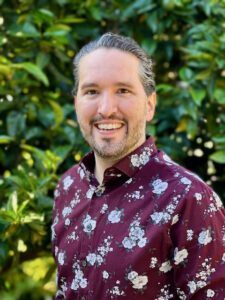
[8,22,40,38]
[214,88,225,104]
[36,175,55,189]
[212,135,225,143]
[0,64,11,76]
[36,52,51,69]
[210,151,225,163]
[0,101,14,113]
[55,0,67,5]
[141,39,157,55]
[25,127,44,140]
[21,212,44,224]
[179,67,194,81]
[44,30,69,37]
[121,0,155,19]
[189,89,206,106]
[0,135,15,144]
[59,16,86,23]
[156,84,174,93]
[146,11,158,33]
[6,175,26,188]
[208,76,215,100]
[22,22,40,36]
[20,144,52,170]
[44,24,71,37]
[0,211,15,225]
[53,145,73,160]
[195,69,211,80]
[6,111,26,137]
[89,7,102,21]
[203,0,211,16]
[18,200,29,215]
[0,241,9,267]
[33,8,54,24]
[187,118,197,139]
[36,191,54,209]
[162,0,175,10]
[13,62,49,86]
[7,191,18,215]
[138,2,156,14]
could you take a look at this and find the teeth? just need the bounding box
[97,123,122,130]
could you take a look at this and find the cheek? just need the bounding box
[119,100,144,119]
[76,102,97,121]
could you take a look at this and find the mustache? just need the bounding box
[90,116,128,125]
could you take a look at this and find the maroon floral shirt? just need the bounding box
[52,136,225,300]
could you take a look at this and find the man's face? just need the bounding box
[75,48,156,161]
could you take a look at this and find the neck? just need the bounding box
[94,154,120,184]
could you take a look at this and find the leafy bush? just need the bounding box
[0,0,224,298]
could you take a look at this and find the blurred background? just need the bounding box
[0,0,225,299]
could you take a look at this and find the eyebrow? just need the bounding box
[116,82,134,89]
[80,82,134,90]
[80,83,99,90]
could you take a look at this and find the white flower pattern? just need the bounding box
[152,179,168,194]
[198,229,212,245]
[174,248,188,265]
[82,215,96,234]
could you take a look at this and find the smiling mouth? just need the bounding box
[96,123,123,130]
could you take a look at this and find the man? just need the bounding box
[52,33,225,299]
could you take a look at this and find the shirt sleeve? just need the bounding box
[170,180,225,299]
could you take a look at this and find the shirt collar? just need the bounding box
[79,135,157,181]
[113,135,157,177]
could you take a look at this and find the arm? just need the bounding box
[171,182,225,299]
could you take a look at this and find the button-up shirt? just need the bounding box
[52,136,225,299]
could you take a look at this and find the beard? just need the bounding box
[79,115,146,161]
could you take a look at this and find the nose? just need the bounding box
[97,91,118,118]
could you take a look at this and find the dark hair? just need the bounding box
[72,32,155,96]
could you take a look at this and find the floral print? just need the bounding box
[174,248,188,265]
[108,209,124,224]
[82,215,96,236]
[52,136,225,299]
[152,179,168,194]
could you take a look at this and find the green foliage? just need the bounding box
[0,0,225,298]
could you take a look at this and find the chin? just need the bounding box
[93,144,128,160]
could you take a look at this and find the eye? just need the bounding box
[86,89,98,95]
[118,88,129,94]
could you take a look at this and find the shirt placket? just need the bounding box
[78,182,106,300]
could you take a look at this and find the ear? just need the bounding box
[146,92,156,122]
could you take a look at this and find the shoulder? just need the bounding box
[53,163,81,200]
[151,150,224,210]
[59,163,80,184]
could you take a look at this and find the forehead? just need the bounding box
[78,48,141,84]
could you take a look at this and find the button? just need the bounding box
[82,260,87,267]
[81,297,86,300]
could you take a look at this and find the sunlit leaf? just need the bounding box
[13,62,49,86]
[210,151,225,163]
[20,144,52,170]
[195,69,212,80]
[0,135,15,144]
[176,117,188,132]
[212,135,225,143]
[0,64,11,76]
[59,16,86,23]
